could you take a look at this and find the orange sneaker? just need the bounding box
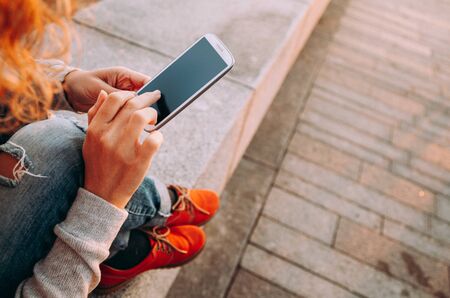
[98,226,206,291]
[166,185,220,227]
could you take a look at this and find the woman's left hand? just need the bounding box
[62,67,151,112]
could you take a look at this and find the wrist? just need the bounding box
[62,69,82,107]
[62,69,80,91]
[84,180,130,209]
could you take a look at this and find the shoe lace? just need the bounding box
[141,226,187,255]
[170,185,210,215]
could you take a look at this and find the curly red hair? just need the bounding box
[0,0,75,133]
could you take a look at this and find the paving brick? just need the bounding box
[392,129,450,171]
[345,2,446,42]
[312,87,399,126]
[326,40,377,70]
[328,38,433,82]
[430,218,450,245]
[276,171,382,230]
[251,217,433,298]
[241,244,357,298]
[263,187,338,244]
[331,33,431,79]
[314,74,414,122]
[301,110,408,162]
[347,0,450,41]
[360,164,435,212]
[411,158,450,183]
[334,55,433,99]
[307,96,391,139]
[315,69,368,99]
[383,220,450,263]
[324,56,442,105]
[324,45,429,114]
[346,1,406,20]
[227,269,301,298]
[281,154,428,231]
[436,195,450,222]
[321,59,447,109]
[342,4,421,43]
[289,133,361,179]
[396,125,450,148]
[346,2,424,42]
[393,2,450,31]
[417,120,450,145]
[361,65,438,102]
[346,7,431,52]
[335,219,450,297]
[298,123,390,167]
[331,31,391,62]
[392,163,450,197]
[333,19,432,57]
[429,112,450,129]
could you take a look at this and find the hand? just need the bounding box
[63,67,151,112]
[82,89,163,208]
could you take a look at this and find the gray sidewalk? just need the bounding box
[169,0,450,297]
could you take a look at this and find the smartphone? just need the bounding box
[137,33,235,131]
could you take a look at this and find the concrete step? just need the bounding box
[72,0,330,297]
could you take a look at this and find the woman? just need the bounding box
[0,0,219,296]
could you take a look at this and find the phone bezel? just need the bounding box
[138,33,235,132]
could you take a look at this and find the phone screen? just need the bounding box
[138,37,228,123]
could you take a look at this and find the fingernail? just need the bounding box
[99,90,108,98]
[154,90,161,95]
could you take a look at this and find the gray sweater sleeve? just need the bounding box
[15,188,128,298]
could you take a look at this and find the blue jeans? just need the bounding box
[0,112,171,296]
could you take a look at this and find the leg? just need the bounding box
[0,114,169,296]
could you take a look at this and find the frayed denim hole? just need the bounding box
[0,142,34,188]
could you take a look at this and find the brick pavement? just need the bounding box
[235,0,450,297]
[166,0,450,297]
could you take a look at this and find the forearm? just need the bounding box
[16,188,127,298]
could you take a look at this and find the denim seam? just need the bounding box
[126,207,157,217]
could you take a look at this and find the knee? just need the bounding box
[3,117,86,186]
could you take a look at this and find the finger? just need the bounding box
[94,91,136,124]
[124,107,158,142]
[140,130,163,159]
[87,90,108,124]
[93,67,151,91]
[126,90,161,110]
[122,69,151,90]
[115,90,161,123]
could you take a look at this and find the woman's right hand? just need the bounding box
[82,89,163,209]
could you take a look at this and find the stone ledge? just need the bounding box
[73,0,330,296]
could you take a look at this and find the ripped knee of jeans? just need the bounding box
[0,141,47,187]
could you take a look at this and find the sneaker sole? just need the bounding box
[94,245,205,295]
